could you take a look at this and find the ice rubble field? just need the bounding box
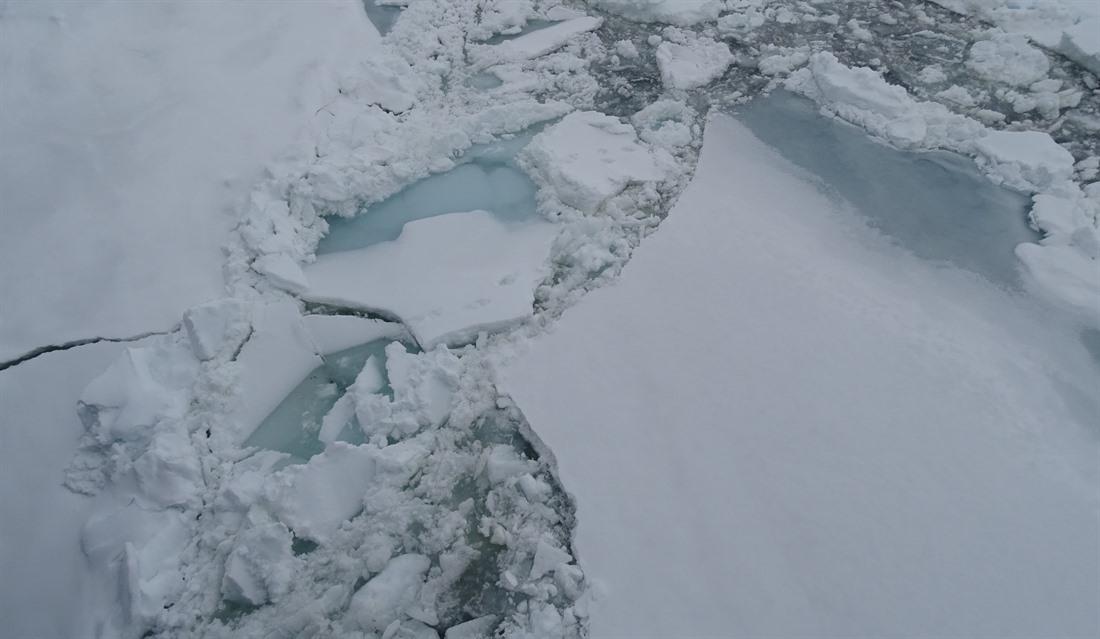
[1,0,1099,638]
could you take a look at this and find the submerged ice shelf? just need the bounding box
[734,91,1038,289]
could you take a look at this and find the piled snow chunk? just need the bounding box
[345,554,431,633]
[353,344,463,441]
[79,334,199,445]
[302,212,558,348]
[229,302,324,444]
[655,37,733,90]
[966,32,1050,86]
[221,523,297,606]
[585,0,721,27]
[132,424,202,509]
[183,298,250,361]
[974,130,1075,192]
[521,111,664,214]
[253,253,309,295]
[262,442,377,543]
[471,17,603,69]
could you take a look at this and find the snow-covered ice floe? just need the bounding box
[503,113,1100,638]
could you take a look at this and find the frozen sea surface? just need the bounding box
[735,91,1038,289]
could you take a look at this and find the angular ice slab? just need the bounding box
[317,135,539,255]
[521,111,663,215]
[304,211,558,348]
[734,91,1037,288]
[470,17,603,69]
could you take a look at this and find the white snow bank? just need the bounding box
[0,0,380,361]
[502,114,1100,637]
[521,111,665,214]
[655,37,733,90]
[966,31,1050,86]
[302,212,558,348]
[471,17,603,69]
[584,0,721,26]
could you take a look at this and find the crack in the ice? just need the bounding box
[0,326,180,372]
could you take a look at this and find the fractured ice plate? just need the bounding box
[303,210,558,348]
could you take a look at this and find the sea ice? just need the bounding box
[304,211,558,348]
[735,91,1037,288]
[503,114,1100,637]
[318,147,540,255]
[655,37,733,90]
[470,17,603,69]
[346,554,431,633]
[520,111,664,215]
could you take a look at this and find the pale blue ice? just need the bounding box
[734,91,1038,289]
[316,131,541,255]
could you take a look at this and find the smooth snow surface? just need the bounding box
[736,91,1037,288]
[0,0,379,361]
[502,114,1100,637]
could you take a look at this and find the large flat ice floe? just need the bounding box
[302,211,558,348]
[502,114,1100,637]
[0,0,380,361]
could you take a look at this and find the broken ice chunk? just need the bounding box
[132,424,202,509]
[253,253,310,294]
[974,130,1075,192]
[470,16,603,69]
[485,444,537,484]
[346,554,432,633]
[529,539,572,580]
[445,615,499,639]
[230,302,325,444]
[220,523,296,606]
[521,111,664,214]
[263,442,376,542]
[655,37,733,90]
